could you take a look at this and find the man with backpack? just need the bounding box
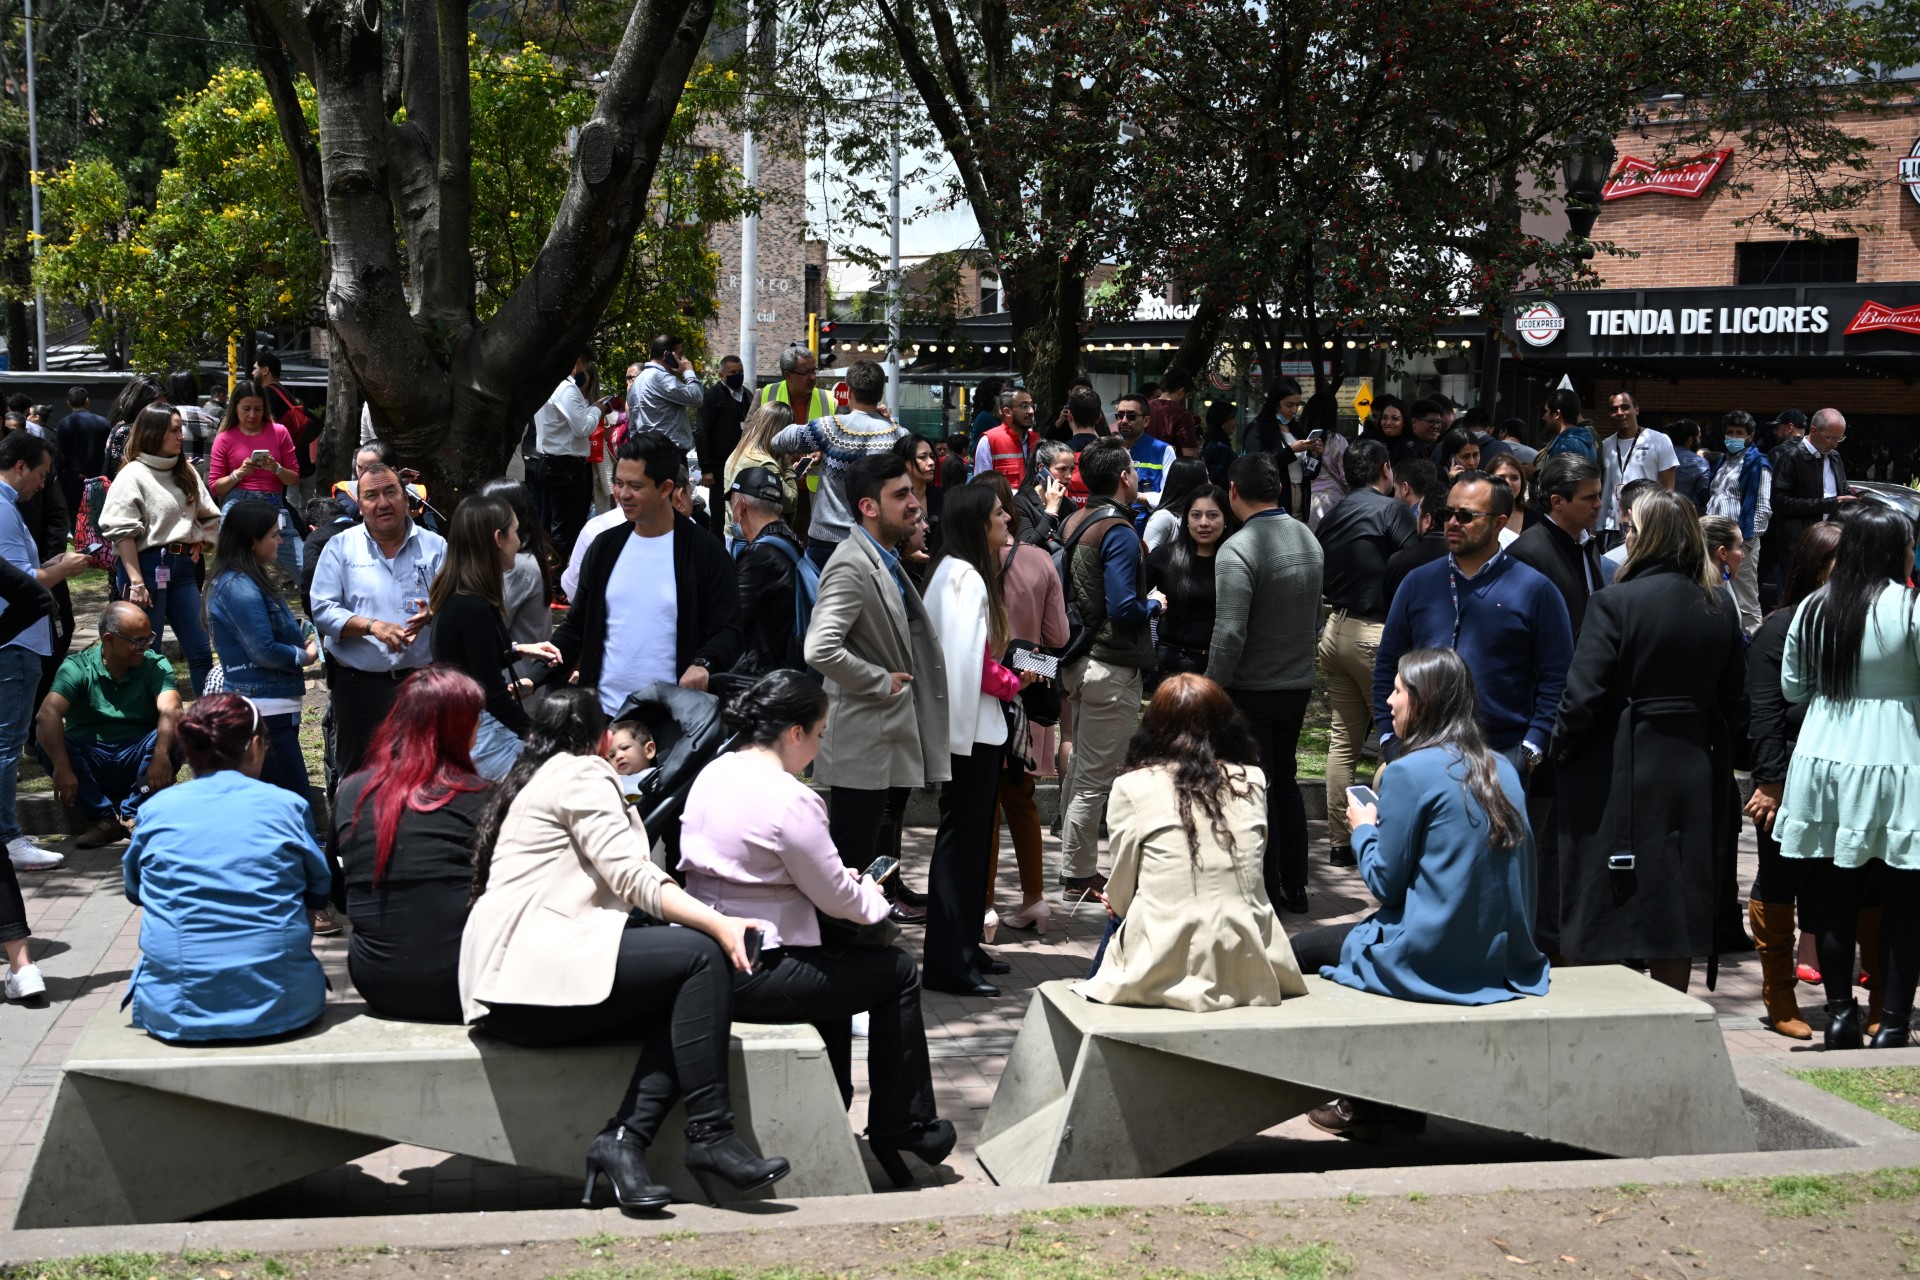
[252,352,316,506]
[1056,436,1163,896]
[727,465,813,676]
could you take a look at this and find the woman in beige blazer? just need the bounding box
[460,687,788,1213]
[1074,674,1308,1012]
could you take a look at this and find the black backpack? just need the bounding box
[1052,509,1133,666]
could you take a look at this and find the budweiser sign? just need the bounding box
[1843,300,1920,337]
[1601,149,1733,201]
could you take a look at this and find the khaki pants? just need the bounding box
[1730,542,1762,636]
[1316,610,1383,850]
[1060,656,1143,880]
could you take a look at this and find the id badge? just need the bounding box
[153,562,171,589]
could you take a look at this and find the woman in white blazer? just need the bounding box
[920,484,1031,996]
[460,687,787,1213]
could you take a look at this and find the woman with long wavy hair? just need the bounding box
[1777,504,1920,1049]
[334,665,491,1023]
[459,686,789,1210]
[1075,673,1303,1011]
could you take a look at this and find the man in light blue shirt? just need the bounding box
[629,333,705,455]
[0,432,93,882]
[309,464,447,780]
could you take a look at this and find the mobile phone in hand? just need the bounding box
[742,926,763,967]
[865,855,900,885]
[1346,784,1379,810]
[251,449,273,465]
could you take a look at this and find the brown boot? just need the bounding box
[1856,906,1883,1037]
[1749,899,1811,1040]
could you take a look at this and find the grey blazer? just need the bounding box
[803,531,951,789]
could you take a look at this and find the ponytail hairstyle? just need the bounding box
[470,686,609,903]
[1391,648,1525,848]
[723,670,829,749]
[174,693,263,776]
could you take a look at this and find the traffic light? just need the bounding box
[817,320,838,369]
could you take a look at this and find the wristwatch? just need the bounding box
[1522,742,1545,769]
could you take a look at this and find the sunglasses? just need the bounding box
[1442,507,1490,524]
[1113,410,1144,420]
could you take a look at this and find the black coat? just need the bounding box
[696,383,750,479]
[1765,441,1848,558]
[1746,608,1804,785]
[553,513,742,688]
[1551,564,1748,963]
[1507,517,1607,637]
[731,521,804,676]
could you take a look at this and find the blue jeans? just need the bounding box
[1087,914,1122,980]
[471,711,523,781]
[39,732,159,822]
[0,645,43,847]
[220,491,301,580]
[259,711,318,838]
[116,548,213,695]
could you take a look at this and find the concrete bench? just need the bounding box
[976,967,1754,1186]
[16,1001,867,1228]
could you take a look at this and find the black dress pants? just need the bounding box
[479,923,737,1142]
[829,785,910,873]
[923,742,1004,987]
[328,662,412,784]
[539,456,594,559]
[1289,920,1357,972]
[1234,687,1311,902]
[734,943,936,1137]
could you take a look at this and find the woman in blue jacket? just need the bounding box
[123,694,331,1043]
[206,501,318,809]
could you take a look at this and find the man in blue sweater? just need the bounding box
[1372,472,1573,773]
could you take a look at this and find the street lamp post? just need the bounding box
[24,0,46,371]
[1560,135,1619,260]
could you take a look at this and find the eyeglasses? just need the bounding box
[111,632,155,647]
[1414,417,1444,428]
[1444,508,1490,524]
[1113,410,1144,420]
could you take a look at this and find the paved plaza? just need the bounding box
[0,782,1823,1226]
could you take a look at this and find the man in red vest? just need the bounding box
[971,387,1038,486]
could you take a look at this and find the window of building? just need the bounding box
[1734,239,1859,286]
[979,276,1001,315]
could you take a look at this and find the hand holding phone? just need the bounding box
[864,855,900,885]
[742,926,763,969]
[1345,784,1379,833]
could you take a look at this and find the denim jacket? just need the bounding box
[207,570,308,702]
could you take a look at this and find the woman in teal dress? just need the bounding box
[1777,504,1920,1049]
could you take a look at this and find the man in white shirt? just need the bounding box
[531,353,602,556]
[1599,391,1677,547]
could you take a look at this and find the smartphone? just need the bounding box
[865,855,900,885]
[250,449,273,465]
[742,926,763,967]
[1608,853,1636,872]
[1345,784,1379,810]
[1308,429,1327,443]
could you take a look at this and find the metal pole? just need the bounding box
[23,0,46,371]
[885,88,902,411]
[736,15,760,389]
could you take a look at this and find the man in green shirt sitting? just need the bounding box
[35,602,183,848]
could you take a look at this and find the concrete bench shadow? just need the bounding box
[975,967,1755,1187]
[16,1001,867,1228]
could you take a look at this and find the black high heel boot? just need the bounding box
[681,1124,791,1204]
[1825,998,1864,1050]
[868,1119,957,1189]
[1869,1014,1911,1049]
[581,1125,672,1212]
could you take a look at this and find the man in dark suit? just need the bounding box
[697,355,750,534]
[1762,407,1854,611]
[1508,453,1609,639]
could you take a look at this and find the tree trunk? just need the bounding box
[1172,291,1231,382]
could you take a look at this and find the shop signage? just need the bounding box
[1601,148,1733,201]
[1586,304,1830,337]
[1903,137,1920,209]
[1514,299,1566,347]
[1844,300,1920,337]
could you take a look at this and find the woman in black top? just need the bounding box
[1143,483,1233,689]
[334,665,491,1023]
[428,495,562,780]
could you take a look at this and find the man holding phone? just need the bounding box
[804,453,949,908]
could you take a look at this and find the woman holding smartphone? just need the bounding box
[678,671,954,1189]
[207,378,301,581]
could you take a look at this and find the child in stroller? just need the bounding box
[609,681,735,874]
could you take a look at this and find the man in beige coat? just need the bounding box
[804,453,949,892]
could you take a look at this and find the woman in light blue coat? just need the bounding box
[123,694,330,1043]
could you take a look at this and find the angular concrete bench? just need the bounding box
[976,967,1754,1186]
[17,1001,867,1227]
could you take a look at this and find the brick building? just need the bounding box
[1503,99,1920,460]
[696,121,812,384]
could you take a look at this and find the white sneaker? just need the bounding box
[851,1011,871,1038]
[7,836,62,871]
[5,962,45,1001]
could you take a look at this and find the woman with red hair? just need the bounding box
[332,665,491,1022]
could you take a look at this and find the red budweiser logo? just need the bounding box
[1602,149,1733,201]
[1844,300,1920,336]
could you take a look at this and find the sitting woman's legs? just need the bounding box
[482,924,736,1142]
[733,945,936,1139]
[1288,921,1356,973]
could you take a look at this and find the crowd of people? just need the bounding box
[0,342,1909,1207]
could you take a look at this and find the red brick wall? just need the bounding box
[1623,376,1916,418]
[1595,104,1920,290]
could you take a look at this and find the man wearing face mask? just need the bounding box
[698,355,751,536]
[1706,410,1772,635]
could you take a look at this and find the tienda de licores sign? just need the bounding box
[1601,149,1734,201]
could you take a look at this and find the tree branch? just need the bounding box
[432,0,474,323]
[244,3,326,248]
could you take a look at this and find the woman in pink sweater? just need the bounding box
[679,671,954,1189]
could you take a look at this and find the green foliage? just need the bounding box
[0,1253,165,1280]
[1704,1167,1920,1217]
[1793,1066,1920,1132]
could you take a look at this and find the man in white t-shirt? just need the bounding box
[1599,391,1677,546]
[552,431,740,717]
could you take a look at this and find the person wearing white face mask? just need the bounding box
[1706,410,1772,635]
[1248,379,1310,515]
[99,403,222,695]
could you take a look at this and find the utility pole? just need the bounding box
[24,0,46,371]
[736,14,760,389]
[884,87,903,412]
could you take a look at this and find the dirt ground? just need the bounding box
[10,1171,1920,1280]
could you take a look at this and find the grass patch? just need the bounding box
[1022,1205,1125,1224]
[576,1232,620,1253]
[1704,1167,1920,1217]
[1,1255,166,1280]
[1794,1066,1920,1132]
[546,1239,1351,1280]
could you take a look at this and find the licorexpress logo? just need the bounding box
[1515,300,1565,348]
